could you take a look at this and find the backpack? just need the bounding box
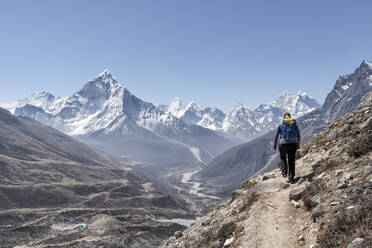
[281,118,298,141]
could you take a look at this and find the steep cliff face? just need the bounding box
[322,60,372,123]
[163,92,372,248]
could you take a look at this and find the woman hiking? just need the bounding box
[273,112,301,184]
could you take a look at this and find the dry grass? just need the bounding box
[317,195,372,248]
[239,192,258,214]
[302,179,324,211]
[312,158,339,175]
[348,133,372,158]
[242,180,256,191]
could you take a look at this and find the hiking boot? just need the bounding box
[288,178,295,184]
[282,172,287,177]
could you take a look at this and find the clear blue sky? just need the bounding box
[1,0,371,111]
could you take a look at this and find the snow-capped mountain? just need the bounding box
[271,90,321,117]
[165,98,226,130]
[9,70,233,164]
[222,91,320,140]
[221,103,284,140]
[161,91,320,142]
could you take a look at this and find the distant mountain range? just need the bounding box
[4,71,231,164]
[195,60,372,196]
[3,70,319,164]
[159,90,320,141]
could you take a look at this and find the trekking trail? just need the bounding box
[237,162,316,248]
[164,159,319,248]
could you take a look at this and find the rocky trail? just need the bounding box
[223,168,316,248]
[258,188,302,248]
[164,165,319,248]
[248,176,317,248]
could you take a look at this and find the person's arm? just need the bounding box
[274,125,281,150]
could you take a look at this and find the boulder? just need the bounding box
[202,219,211,226]
[215,217,237,241]
[262,174,275,181]
[223,236,235,246]
[310,194,321,207]
[338,180,348,189]
[347,238,365,248]
[311,204,324,221]
[289,187,305,201]
[360,116,372,131]
[341,172,353,181]
[291,200,301,208]
[335,170,343,176]
[175,231,183,239]
[361,166,372,177]
[316,172,326,179]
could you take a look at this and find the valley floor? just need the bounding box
[131,162,225,216]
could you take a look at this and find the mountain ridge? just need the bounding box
[161,90,320,142]
[7,72,233,164]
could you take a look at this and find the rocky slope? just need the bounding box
[163,91,372,248]
[0,108,193,248]
[196,61,372,196]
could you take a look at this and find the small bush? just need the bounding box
[242,180,255,190]
[239,192,258,214]
[312,159,338,175]
[348,133,372,158]
[302,179,323,211]
[317,195,372,248]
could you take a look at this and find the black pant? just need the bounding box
[279,143,297,180]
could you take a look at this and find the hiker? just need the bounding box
[273,112,301,184]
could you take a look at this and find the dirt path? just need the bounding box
[236,174,314,248]
[163,162,319,248]
[257,189,298,248]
